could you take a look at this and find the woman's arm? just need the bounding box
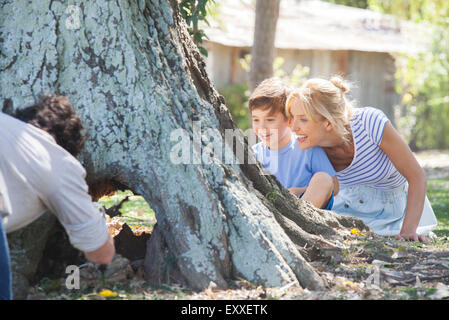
[379,122,428,242]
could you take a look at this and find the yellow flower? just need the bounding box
[98,289,118,298]
[350,228,365,236]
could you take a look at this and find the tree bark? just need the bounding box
[249,0,281,91]
[0,0,366,292]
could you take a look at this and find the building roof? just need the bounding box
[202,0,429,53]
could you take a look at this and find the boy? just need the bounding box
[250,77,338,209]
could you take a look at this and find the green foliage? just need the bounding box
[368,0,449,23]
[98,190,156,229]
[37,277,62,294]
[178,0,215,57]
[241,54,310,89]
[220,55,310,131]
[218,82,251,131]
[326,0,449,18]
[396,33,449,150]
[427,179,449,237]
[369,0,449,150]
[265,188,278,203]
[323,0,368,9]
[323,0,449,149]
[272,57,310,88]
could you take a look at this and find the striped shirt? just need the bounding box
[336,107,407,189]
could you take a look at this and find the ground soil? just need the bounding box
[27,151,449,300]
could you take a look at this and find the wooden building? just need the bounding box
[202,0,427,122]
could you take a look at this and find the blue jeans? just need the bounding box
[0,218,12,300]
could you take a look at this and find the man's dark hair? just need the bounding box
[14,95,87,157]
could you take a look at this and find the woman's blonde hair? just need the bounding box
[286,76,354,144]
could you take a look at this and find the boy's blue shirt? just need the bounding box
[252,134,336,189]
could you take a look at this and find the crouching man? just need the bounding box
[0,95,115,300]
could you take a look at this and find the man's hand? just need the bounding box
[84,234,115,265]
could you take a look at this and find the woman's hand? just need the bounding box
[396,231,428,243]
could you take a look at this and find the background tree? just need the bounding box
[0,0,365,294]
[249,0,281,92]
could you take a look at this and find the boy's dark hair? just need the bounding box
[14,95,87,157]
[248,77,291,118]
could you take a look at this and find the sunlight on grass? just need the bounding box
[98,190,156,230]
[427,179,449,237]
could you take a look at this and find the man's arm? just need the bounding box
[84,234,115,265]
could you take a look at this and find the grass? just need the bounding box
[98,190,157,230]
[427,179,449,237]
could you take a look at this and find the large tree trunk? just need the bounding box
[0,0,366,292]
[249,0,281,91]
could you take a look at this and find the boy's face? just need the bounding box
[251,108,291,150]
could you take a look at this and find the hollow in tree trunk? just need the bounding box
[0,0,366,292]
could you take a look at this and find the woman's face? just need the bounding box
[289,102,329,149]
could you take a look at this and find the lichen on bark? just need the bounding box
[0,0,366,292]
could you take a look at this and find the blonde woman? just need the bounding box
[286,76,437,242]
